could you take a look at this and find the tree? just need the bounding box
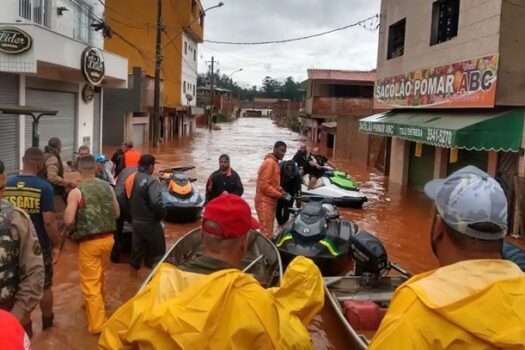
[262,76,282,98]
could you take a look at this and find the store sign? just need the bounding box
[0,26,32,54]
[374,54,499,109]
[82,84,95,103]
[81,47,105,86]
[359,122,454,148]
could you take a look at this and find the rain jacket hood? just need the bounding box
[370,259,525,349]
[99,256,324,350]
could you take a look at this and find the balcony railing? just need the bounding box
[306,97,373,117]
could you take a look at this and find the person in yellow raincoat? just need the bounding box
[255,141,287,238]
[370,166,525,349]
[99,193,324,349]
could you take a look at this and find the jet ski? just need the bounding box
[301,166,367,208]
[159,166,205,223]
[274,197,358,275]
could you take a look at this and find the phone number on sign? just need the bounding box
[427,128,452,146]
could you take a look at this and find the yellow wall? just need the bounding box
[104,0,204,107]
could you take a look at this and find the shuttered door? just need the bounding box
[0,73,19,174]
[408,143,435,190]
[92,92,101,154]
[25,89,76,161]
[447,150,488,175]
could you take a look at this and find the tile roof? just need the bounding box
[307,69,376,82]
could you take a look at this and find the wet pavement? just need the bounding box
[32,117,438,349]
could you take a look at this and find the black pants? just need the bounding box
[130,220,166,270]
[276,198,294,226]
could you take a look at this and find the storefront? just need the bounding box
[359,109,524,189]
[0,24,127,173]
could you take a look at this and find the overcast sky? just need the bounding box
[197,0,380,88]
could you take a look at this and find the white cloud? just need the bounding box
[198,0,380,87]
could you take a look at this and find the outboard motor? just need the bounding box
[349,230,388,278]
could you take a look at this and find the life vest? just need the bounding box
[0,200,19,305]
[124,149,141,168]
[71,179,117,241]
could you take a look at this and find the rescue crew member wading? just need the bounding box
[40,137,77,247]
[205,154,244,203]
[64,155,120,334]
[111,139,141,178]
[5,148,61,332]
[0,160,44,338]
[125,154,166,270]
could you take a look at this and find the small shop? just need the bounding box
[0,24,127,173]
[359,109,524,189]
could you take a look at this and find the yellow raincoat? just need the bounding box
[99,256,324,350]
[370,260,525,349]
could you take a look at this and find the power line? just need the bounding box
[205,14,379,45]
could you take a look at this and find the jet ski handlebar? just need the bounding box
[297,194,335,205]
[159,166,195,173]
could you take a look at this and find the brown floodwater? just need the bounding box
[32,117,437,350]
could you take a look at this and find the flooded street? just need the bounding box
[32,118,437,349]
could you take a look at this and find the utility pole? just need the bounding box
[152,0,163,147]
[208,56,215,130]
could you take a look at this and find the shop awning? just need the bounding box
[359,109,524,152]
[321,121,337,129]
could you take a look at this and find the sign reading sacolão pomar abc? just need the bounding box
[374,54,499,109]
[0,26,32,54]
[81,47,105,86]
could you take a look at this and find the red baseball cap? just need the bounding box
[202,193,260,239]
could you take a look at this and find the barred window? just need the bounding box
[19,0,51,28]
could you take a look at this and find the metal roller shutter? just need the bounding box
[408,143,435,190]
[92,92,101,154]
[0,73,19,174]
[25,89,76,161]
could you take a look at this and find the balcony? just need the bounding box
[305,97,373,118]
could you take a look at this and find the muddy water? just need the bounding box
[32,118,437,349]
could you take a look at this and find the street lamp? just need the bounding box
[228,68,243,79]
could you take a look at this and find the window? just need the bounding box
[194,49,197,61]
[184,41,187,55]
[73,2,91,42]
[387,18,406,60]
[199,11,204,27]
[430,0,460,46]
[19,0,51,27]
[183,81,186,93]
[193,84,196,96]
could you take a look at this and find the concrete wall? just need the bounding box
[336,116,370,166]
[496,0,525,105]
[181,32,198,107]
[389,138,410,186]
[377,0,502,80]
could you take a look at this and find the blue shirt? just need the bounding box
[5,175,55,250]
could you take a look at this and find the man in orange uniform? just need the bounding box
[255,141,287,238]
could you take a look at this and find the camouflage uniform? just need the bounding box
[0,199,44,325]
[73,179,116,334]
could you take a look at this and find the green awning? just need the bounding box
[359,109,524,152]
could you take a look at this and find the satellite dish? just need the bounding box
[185,94,193,102]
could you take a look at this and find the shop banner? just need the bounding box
[374,54,499,109]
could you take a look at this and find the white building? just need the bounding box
[0,0,128,174]
[181,32,197,108]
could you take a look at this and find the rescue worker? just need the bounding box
[292,143,309,175]
[5,148,60,331]
[276,160,301,225]
[64,155,119,334]
[125,154,166,270]
[111,165,137,263]
[255,141,287,238]
[0,160,45,338]
[40,137,77,248]
[370,166,525,349]
[71,145,90,171]
[95,154,115,186]
[99,194,325,350]
[205,154,244,203]
[111,139,141,178]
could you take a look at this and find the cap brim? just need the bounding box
[251,217,260,230]
[424,179,446,200]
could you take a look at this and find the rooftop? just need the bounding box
[307,69,376,83]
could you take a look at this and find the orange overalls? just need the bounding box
[254,154,282,238]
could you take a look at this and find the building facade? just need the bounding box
[301,69,376,163]
[360,0,525,192]
[0,0,128,174]
[103,0,204,145]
